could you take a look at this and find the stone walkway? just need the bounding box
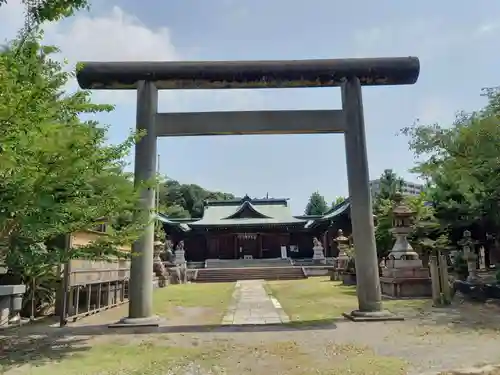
[221,280,290,325]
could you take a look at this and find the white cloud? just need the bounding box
[475,21,500,36]
[46,7,179,62]
[44,5,181,105]
[0,1,263,110]
[0,2,180,105]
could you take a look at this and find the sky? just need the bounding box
[1,0,500,215]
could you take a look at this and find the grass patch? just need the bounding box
[3,338,409,375]
[266,277,430,322]
[153,281,235,324]
[5,339,224,375]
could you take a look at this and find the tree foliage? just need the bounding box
[304,191,329,216]
[158,178,235,218]
[376,169,405,200]
[0,0,90,25]
[0,36,146,314]
[401,88,500,243]
[332,196,346,207]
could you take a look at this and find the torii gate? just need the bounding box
[76,57,420,325]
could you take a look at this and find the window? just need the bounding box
[92,223,107,233]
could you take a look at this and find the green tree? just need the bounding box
[377,169,404,200]
[0,0,90,24]
[0,36,146,315]
[304,191,329,216]
[401,88,500,244]
[332,196,347,207]
[159,178,234,218]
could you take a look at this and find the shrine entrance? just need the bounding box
[237,233,258,259]
[76,57,420,325]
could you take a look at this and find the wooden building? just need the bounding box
[159,195,353,262]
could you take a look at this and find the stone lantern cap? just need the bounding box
[458,230,477,246]
[392,192,415,218]
[335,229,349,243]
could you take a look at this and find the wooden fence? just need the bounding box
[59,258,130,326]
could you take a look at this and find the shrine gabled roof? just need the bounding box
[155,213,192,232]
[187,195,306,227]
[304,199,351,228]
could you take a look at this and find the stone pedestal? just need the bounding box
[0,285,26,328]
[174,240,187,266]
[174,250,186,265]
[380,259,432,298]
[170,264,188,284]
[312,236,325,263]
[465,251,479,283]
[312,246,326,263]
[342,272,357,286]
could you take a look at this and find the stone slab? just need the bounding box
[342,312,405,322]
[108,315,163,328]
[0,285,26,296]
[221,280,290,325]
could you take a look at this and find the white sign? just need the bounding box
[280,246,288,259]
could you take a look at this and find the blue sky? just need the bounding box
[1,0,500,214]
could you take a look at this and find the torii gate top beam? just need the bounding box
[76,57,420,90]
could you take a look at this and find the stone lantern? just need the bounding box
[153,240,168,288]
[153,240,164,263]
[459,230,479,283]
[379,192,431,298]
[329,229,350,281]
[335,229,350,269]
[387,192,420,263]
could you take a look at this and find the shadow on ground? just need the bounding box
[0,318,341,339]
[0,334,91,373]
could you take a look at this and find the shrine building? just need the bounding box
[158,195,353,262]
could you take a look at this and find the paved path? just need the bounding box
[221,280,290,325]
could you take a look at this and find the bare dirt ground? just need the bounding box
[2,292,500,374]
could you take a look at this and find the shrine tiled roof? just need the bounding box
[304,199,351,228]
[155,213,192,231]
[159,196,355,231]
[187,195,306,227]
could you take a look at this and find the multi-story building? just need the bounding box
[369,178,424,199]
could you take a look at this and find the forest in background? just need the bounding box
[158,177,348,219]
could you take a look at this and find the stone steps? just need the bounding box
[205,258,292,269]
[195,266,307,283]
